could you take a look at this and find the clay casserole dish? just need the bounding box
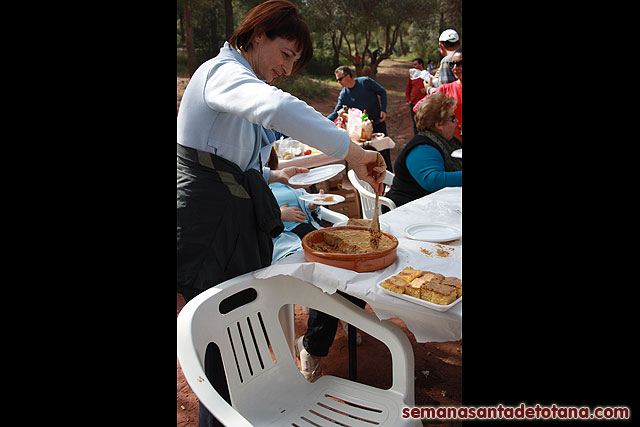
[301,226,398,272]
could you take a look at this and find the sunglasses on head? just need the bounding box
[449,59,462,69]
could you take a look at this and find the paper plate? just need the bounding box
[288,164,345,186]
[298,193,345,206]
[451,149,462,158]
[404,224,461,243]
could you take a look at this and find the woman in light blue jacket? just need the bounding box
[177,0,385,301]
[177,3,385,425]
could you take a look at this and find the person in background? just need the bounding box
[176,1,386,425]
[269,181,323,261]
[426,58,436,74]
[265,148,325,261]
[406,57,427,134]
[386,92,462,208]
[429,29,460,89]
[372,47,383,63]
[327,66,392,171]
[414,49,462,140]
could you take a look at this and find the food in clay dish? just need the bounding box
[302,226,398,272]
[307,228,394,254]
[347,218,371,227]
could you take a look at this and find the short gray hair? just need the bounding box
[415,92,457,132]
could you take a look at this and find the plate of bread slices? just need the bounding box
[378,266,462,312]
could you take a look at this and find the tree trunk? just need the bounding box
[328,29,340,69]
[224,0,234,41]
[183,0,196,76]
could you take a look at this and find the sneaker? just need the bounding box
[295,336,322,382]
[340,320,362,345]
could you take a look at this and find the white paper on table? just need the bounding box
[253,238,462,342]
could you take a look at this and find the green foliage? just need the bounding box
[273,74,329,100]
[177,0,461,76]
[304,48,340,77]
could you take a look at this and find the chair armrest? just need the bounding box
[317,206,349,224]
[379,196,396,211]
[383,171,395,186]
[188,380,253,427]
[178,306,254,426]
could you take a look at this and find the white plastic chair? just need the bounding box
[347,169,397,220]
[316,206,348,224]
[177,272,420,427]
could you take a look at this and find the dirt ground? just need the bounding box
[177,58,462,426]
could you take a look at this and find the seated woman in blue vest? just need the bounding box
[385,91,462,208]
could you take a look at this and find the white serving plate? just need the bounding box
[377,275,461,312]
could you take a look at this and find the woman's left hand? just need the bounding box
[271,166,310,188]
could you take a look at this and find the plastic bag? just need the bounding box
[346,108,373,140]
[409,68,422,80]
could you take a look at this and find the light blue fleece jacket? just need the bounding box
[177,42,350,182]
[269,183,324,262]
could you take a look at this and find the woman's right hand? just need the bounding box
[345,142,386,195]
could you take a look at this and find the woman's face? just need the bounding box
[450,52,462,81]
[435,107,458,140]
[250,34,302,82]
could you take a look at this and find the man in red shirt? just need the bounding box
[406,58,426,134]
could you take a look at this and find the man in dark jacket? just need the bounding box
[327,66,393,171]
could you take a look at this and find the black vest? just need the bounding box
[386,132,462,207]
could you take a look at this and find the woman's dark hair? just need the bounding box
[267,146,279,170]
[229,0,313,75]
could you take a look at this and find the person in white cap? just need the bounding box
[429,29,460,90]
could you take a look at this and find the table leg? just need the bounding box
[348,323,357,381]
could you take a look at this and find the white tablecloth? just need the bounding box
[254,187,462,343]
